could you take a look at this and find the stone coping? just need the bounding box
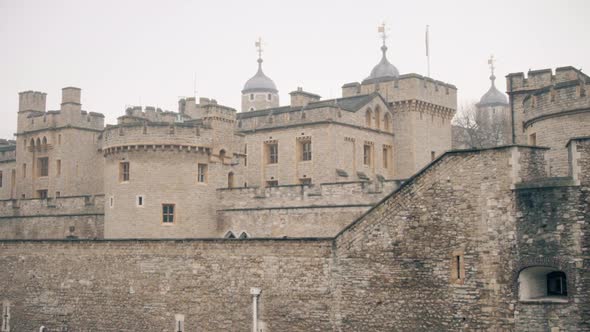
[0,237,333,243]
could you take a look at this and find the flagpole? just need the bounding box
[426,25,431,77]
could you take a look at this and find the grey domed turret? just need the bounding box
[478,74,508,106]
[241,38,279,112]
[363,24,399,84]
[242,58,278,94]
[363,45,400,84]
[478,56,508,107]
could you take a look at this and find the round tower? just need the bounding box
[241,38,279,112]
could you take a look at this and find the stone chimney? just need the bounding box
[290,87,321,107]
[18,91,47,113]
[61,87,82,113]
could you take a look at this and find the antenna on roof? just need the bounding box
[425,25,431,77]
[193,72,197,99]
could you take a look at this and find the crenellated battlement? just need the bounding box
[522,80,589,127]
[507,66,589,92]
[217,180,401,210]
[17,87,104,134]
[102,122,213,155]
[120,105,186,124]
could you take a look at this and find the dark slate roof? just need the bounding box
[236,93,382,120]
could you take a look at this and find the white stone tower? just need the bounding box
[241,38,279,112]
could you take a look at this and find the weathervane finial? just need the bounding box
[488,54,496,77]
[255,37,263,62]
[378,22,388,47]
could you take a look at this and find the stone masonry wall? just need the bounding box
[0,239,334,331]
[332,147,520,331]
[0,195,104,239]
[217,180,400,237]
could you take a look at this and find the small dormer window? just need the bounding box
[249,93,254,101]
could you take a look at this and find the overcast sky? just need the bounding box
[1,0,589,139]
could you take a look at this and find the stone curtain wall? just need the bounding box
[511,138,590,330]
[0,239,334,331]
[332,147,520,331]
[0,195,104,239]
[0,142,588,331]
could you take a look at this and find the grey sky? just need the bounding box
[1,0,589,139]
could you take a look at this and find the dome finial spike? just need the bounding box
[255,37,264,67]
[488,54,496,84]
[378,22,388,50]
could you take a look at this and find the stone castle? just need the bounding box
[1,30,589,331]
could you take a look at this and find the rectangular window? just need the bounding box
[529,133,537,146]
[197,163,208,183]
[58,134,62,145]
[451,251,465,284]
[0,171,2,188]
[137,195,144,207]
[266,180,278,187]
[119,162,130,182]
[363,144,372,166]
[38,157,49,177]
[109,196,114,208]
[37,190,48,199]
[301,141,312,161]
[267,143,278,164]
[22,164,26,178]
[162,204,175,224]
[56,160,61,177]
[383,147,389,169]
[431,151,436,161]
[249,93,254,101]
[55,191,61,197]
[299,178,312,185]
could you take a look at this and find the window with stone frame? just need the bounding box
[197,163,208,183]
[266,180,278,187]
[37,190,48,199]
[299,178,312,185]
[363,144,373,166]
[299,139,312,161]
[450,250,465,284]
[383,145,392,169]
[38,157,49,177]
[266,142,278,164]
[162,204,175,224]
[119,162,130,182]
[2,301,9,332]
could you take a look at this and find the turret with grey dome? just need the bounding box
[241,38,280,112]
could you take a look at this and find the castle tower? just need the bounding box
[476,56,510,145]
[241,38,279,112]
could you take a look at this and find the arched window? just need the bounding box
[36,138,41,146]
[42,137,47,145]
[383,112,392,132]
[365,109,372,127]
[30,138,35,147]
[228,172,235,188]
[224,231,236,239]
[518,266,568,302]
[374,107,381,129]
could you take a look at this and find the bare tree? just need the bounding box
[452,102,510,149]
